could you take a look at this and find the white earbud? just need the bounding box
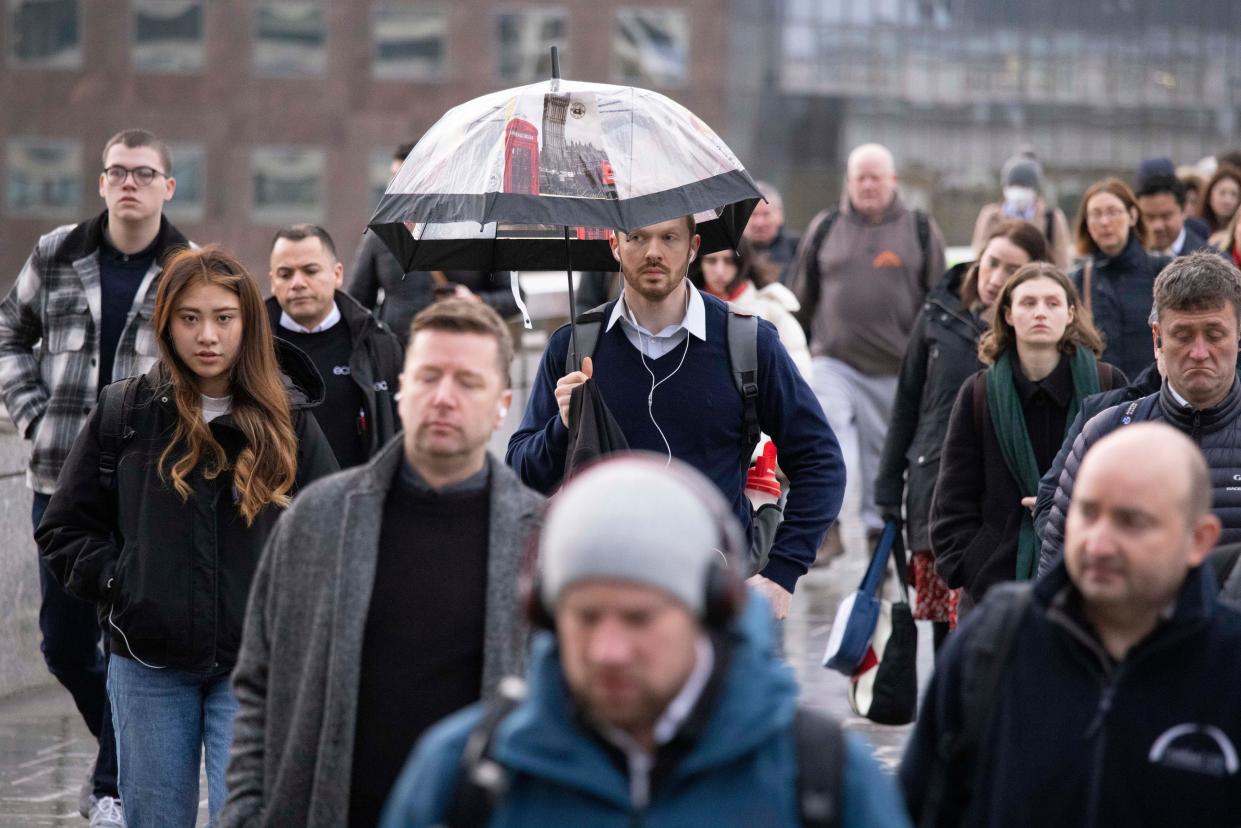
[689,248,697,262]
[498,404,509,419]
[611,245,621,263]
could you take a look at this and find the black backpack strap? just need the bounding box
[918,583,1033,828]
[1044,207,1055,244]
[972,372,985,437]
[563,302,613,375]
[726,311,761,455]
[915,209,932,286]
[98,377,140,492]
[444,677,527,828]
[796,209,839,338]
[794,708,845,828]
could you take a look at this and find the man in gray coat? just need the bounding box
[221,299,543,827]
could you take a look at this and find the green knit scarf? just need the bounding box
[986,347,1100,580]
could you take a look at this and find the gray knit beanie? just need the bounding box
[539,455,741,616]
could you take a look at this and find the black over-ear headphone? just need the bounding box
[523,458,748,631]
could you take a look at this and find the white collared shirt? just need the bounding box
[1166,226,1188,257]
[1168,383,1192,408]
[606,283,707,359]
[595,634,715,809]
[279,301,341,334]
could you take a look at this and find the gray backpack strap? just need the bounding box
[563,302,613,375]
[727,311,761,453]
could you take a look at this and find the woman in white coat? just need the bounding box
[690,238,813,381]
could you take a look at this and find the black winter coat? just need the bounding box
[1040,375,1241,574]
[1032,360,1162,546]
[931,357,1122,604]
[36,342,339,672]
[875,262,985,550]
[901,563,1241,828]
[266,291,403,460]
[1072,235,1170,380]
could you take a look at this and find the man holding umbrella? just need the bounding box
[507,215,845,617]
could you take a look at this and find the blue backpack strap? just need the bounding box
[563,302,613,375]
[98,377,141,492]
[726,310,761,454]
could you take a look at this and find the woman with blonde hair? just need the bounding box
[930,263,1124,614]
[38,246,337,827]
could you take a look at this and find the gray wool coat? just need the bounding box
[219,438,543,827]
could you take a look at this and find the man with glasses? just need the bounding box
[0,128,190,828]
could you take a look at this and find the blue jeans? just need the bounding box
[107,655,239,828]
[32,491,119,798]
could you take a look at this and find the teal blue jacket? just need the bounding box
[379,596,911,827]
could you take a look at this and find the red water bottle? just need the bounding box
[746,441,781,509]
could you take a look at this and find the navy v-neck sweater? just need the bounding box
[506,292,844,591]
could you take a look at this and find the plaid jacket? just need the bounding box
[0,212,190,493]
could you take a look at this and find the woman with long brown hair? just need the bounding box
[930,263,1124,615]
[876,220,1048,648]
[37,246,336,827]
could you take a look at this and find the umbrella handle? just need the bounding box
[564,225,581,370]
[551,46,561,80]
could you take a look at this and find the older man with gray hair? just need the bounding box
[791,143,946,552]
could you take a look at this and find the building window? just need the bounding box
[251,147,323,223]
[9,0,80,67]
[132,0,202,73]
[496,9,566,83]
[373,4,445,81]
[5,138,80,217]
[254,0,325,77]
[164,143,204,222]
[612,8,687,86]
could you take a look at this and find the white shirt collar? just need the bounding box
[1167,383,1190,408]
[279,301,340,334]
[1169,226,1188,256]
[606,282,707,342]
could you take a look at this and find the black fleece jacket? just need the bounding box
[36,341,338,671]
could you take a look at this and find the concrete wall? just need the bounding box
[0,411,45,700]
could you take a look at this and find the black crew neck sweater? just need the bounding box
[347,469,492,827]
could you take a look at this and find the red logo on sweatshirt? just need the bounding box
[873,251,904,268]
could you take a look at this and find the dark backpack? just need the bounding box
[444,677,846,828]
[97,376,143,492]
[916,582,1034,828]
[566,301,763,453]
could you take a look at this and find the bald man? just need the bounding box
[791,143,946,551]
[901,423,1241,827]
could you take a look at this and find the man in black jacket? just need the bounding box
[268,224,403,468]
[903,423,1241,827]
[1040,252,1241,572]
[1136,171,1209,257]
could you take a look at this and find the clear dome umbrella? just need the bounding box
[367,48,762,368]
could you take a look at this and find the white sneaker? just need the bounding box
[88,796,125,828]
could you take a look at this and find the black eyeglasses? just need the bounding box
[102,165,168,186]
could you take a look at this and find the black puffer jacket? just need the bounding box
[1040,375,1241,573]
[36,341,339,672]
[1072,235,1170,380]
[875,262,985,550]
[266,291,403,460]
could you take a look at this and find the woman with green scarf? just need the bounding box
[929,262,1124,615]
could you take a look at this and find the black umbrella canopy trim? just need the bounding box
[369,179,759,272]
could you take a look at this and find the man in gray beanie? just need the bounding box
[380,455,912,828]
[971,150,1071,269]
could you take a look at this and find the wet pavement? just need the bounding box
[0,550,930,826]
